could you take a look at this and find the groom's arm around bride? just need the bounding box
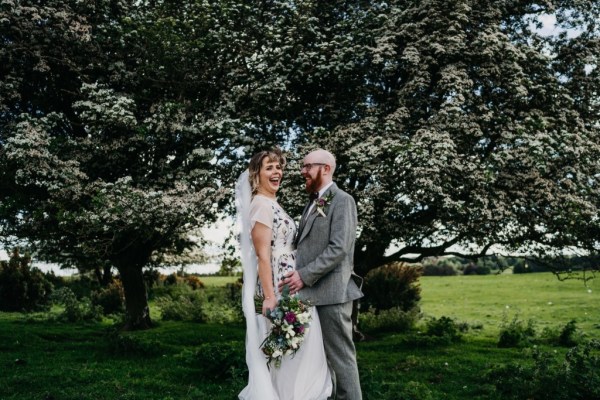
[281,149,363,400]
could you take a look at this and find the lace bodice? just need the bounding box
[250,195,297,298]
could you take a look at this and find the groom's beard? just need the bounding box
[305,169,323,194]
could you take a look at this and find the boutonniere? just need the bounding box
[314,192,335,217]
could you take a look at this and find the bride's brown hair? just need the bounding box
[248,148,287,195]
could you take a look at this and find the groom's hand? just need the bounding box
[279,271,305,294]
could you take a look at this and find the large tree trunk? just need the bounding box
[118,264,152,330]
[113,249,153,330]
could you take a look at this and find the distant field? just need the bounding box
[198,272,600,338]
[199,275,239,287]
[419,272,600,338]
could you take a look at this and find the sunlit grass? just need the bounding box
[198,275,239,287]
[420,272,599,338]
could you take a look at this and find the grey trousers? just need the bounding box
[317,301,363,400]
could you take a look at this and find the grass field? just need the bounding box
[0,272,598,399]
[419,273,600,339]
[199,275,241,287]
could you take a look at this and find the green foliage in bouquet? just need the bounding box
[259,285,312,368]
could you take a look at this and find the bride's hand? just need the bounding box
[262,296,277,316]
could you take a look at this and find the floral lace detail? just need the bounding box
[255,197,297,298]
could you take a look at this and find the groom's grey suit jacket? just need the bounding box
[295,183,363,305]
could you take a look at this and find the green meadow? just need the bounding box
[419,273,599,339]
[0,272,598,399]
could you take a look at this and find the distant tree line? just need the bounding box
[422,255,600,276]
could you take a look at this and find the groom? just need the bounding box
[281,149,363,400]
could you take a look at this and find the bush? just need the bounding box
[183,275,205,290]
[424,316,465,342]
[157,291,207,322]
[498,314,536,348]
[421,263,457,276]
[157,286,243,324]
[224,279,243,306]
[487,340,600,400]
[91,280,125,315]
[363,262,422,312]
[52,287,102,322]
[163,273,180,286]
[358,306,419,333]
[61,274,99,299]
[0,248,53,312]
[558,320,580,347]
[463,263,491,275]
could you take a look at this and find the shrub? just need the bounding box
[498,314,536,348]
[558,319,580,347]
[224,279,243,306]
[363,262,422,312]
[61,274,99,299]
[91,280,125,315]
[358,306,419,333]
[422,263,457,276]
[463,263,491,275]
[183,275,205,290]
[163,273,180,286]
[177,341,246,380]
[487,340,600,400]
[157,293,206,322]
[0,248,53,312]
[157,287,243,324]
[424,316,465,342]
[201,301,244,324]
[52,287,102,322]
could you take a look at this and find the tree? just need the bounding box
[281,0,600,276]
[0,0,251,329]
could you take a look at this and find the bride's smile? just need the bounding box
[257,158,283,198]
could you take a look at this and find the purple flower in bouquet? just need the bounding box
[284,311,296,324]
[259,285,312,368]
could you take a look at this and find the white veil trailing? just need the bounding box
[236,170,279,400]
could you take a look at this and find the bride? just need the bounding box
[236,148,332,400]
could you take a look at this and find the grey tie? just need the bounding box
[296,192,318,243]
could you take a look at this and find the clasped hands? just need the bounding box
[278,270,305,295]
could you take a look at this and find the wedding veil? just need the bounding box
[235,170,278,399]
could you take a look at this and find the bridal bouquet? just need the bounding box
[256,286,312,368]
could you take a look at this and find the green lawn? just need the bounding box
[419,273,600,339]
[199,275,239,287]
[0,272,597,399]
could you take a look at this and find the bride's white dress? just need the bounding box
[239,194,332,400]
